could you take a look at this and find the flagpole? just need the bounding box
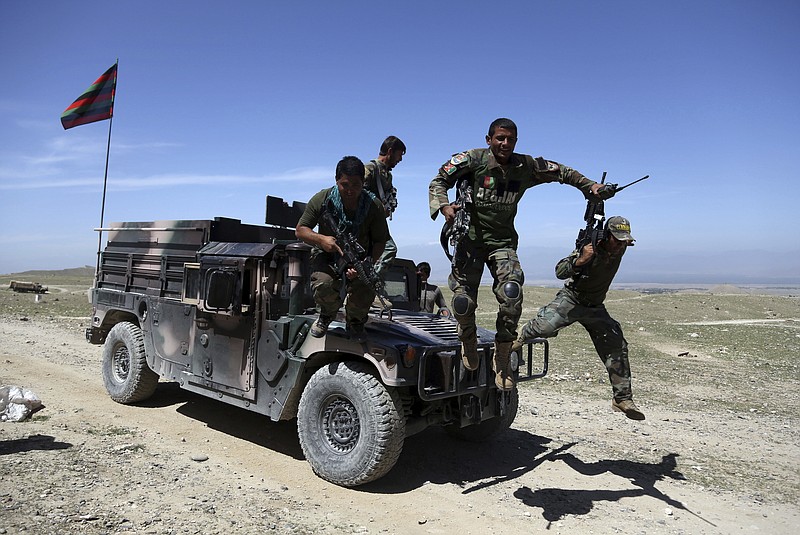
[95,115,113,275]
[95,59,118,278]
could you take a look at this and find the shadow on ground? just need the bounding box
[360,427,559,493]
[126,379,710,526]
[139,381,305,460]
[0,434,72,455]
[514,452,715,527]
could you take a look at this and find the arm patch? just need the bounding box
[534,157,559,173]
[443,152,470,175]
[451,152,469,165]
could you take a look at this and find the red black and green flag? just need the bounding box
[60,63,117,130]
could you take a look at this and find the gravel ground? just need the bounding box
[1,280,799,534]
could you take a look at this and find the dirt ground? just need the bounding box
[1,282,799,534]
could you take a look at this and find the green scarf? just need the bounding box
[325,186,376,236]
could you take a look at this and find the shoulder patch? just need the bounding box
[451,152,469,165]
[534,157,559,173]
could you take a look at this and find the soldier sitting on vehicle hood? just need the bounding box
[295,156,389,342]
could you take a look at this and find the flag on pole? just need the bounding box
[61,63,117,130]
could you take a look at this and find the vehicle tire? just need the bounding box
[444,387,518,442]
[297,361,405,487]
[102,322,158,404]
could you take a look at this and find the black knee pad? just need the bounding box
[500,281,522,310]
[502,281,521,300]
[452,294,476,317]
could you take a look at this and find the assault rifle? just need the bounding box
[575,172,650,251]
[320,209,393,319]
[384,186,398,220]
[439,179,473,262]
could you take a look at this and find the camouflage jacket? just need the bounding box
[556,244,627,306]
[428,148,597,249]
[364,159,395,215]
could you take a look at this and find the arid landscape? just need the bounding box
[1,269,798,534]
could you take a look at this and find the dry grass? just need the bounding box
[4,269,798,503]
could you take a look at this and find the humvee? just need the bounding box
[85,196,548,487]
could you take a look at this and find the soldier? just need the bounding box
[512,216,645,420]
[364,136,406,276]
[416,262,450,316]
[296,156,389,341]
[429,117,606,391]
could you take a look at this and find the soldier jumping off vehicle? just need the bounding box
[296,156,389,342]
[512,216,646,420]
[429,117,608,391]
[364,136,406,276]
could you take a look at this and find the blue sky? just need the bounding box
[1,1,798,283]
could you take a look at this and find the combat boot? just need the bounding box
[493,341,515,391]
[460,336,479,371]
[309,315,332,338]
[612,399,646,421]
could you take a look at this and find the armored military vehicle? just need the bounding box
[85,196,548,487]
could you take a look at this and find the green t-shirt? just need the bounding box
[297,187,388,258]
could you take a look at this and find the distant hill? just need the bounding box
[1,266,95,278]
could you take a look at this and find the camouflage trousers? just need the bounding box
[374,234,397,277]
[448,242,524,343]
[519,288,633,401]
[310,256,374,326]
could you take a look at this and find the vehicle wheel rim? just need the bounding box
[112,343,131,382]
[322,396,360,453]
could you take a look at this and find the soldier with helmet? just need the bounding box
[512,216,646,420]
[429,117,607,391]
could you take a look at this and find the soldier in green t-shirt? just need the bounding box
[429,118,607,390]
[296,156,389,341]
[512,216,645,420]
[364,135,406,276]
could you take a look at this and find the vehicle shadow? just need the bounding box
[139,382,305,461]
[360,427,564,494]
[137,381,195,409]
[133,381,709,525]
[513,452,715,527]
[0,434,72,455]
[140,382,567,482]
